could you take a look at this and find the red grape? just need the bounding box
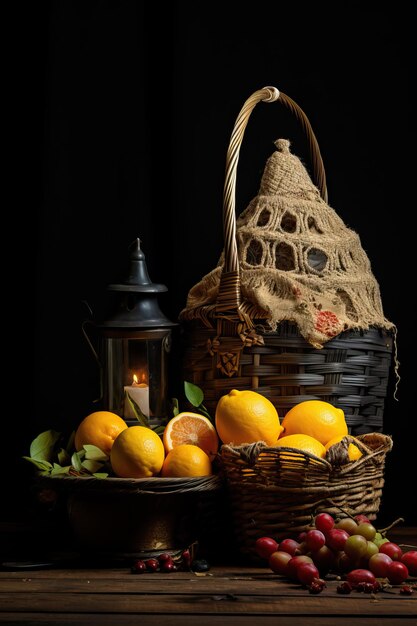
[305,529,326,552]
[386,561,409,585]
[336,551,356,574]
[326,528,349,551]
[269,550,292,574]
[311,545,337,574]
[286,555,313,581]
[297,562,320,585]
[379,542,403,561]
[314,512,335,533]
[255,536,279,559]
[401,550,417,576]
[278,538,300,556]
[354,514,370,524]
[346,568,376,588]
[368,552,392,577]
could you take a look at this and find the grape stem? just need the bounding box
[378,517,405,535]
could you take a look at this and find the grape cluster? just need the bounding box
[255,513,417,593]
[130,549,201,574]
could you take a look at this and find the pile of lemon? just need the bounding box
[74,409,219,480]
[74,389,360,480]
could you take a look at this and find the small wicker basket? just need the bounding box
[36,473,224,559]
[220,432,392,563]
[180,87,394,435]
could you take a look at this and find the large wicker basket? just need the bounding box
[180,87,394,435]
[220,432,393,563]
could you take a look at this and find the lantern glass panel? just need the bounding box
[102,329,171,426]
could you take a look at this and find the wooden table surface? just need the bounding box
[1,528,416,626]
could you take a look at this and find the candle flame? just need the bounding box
[133,374,139,384]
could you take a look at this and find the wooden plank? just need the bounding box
[0,591,416,616]
[0,576,416,599]
[0,614,416,626]
[1,614,416,626]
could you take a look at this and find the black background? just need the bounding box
[4,2,415,527]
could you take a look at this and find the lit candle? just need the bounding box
[124,373,150,419]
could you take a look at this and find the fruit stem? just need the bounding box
[378,517,405,535]
[399,544,417,549]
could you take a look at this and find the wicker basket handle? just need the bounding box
[217,86,327,312]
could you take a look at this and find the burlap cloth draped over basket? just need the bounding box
[179,86,396,434]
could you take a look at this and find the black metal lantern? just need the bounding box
[84,238,177,427]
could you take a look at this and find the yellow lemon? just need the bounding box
[325,434,363,461]
[161,444,212,477]
[74,410,128,456]
[280,400,348,445]
[110,426,165,478]
[275,433,326,458]
[215,389,283,445]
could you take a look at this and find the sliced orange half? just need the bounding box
[163,412,219,460]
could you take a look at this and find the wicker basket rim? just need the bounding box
[220,432,393,472]
[36,473,224,495]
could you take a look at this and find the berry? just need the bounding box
[386,561,409,585]
[400,585,413,595]
[297,562,320,585]
[368,552,392,577]
[286,555,313,581]
[311,545,336,574]
[181,549,192,570]
[131,559,146,574]
[269,551,292,575]
[145,558,159,572]
[305,529,326,552]
[278,538,300,556]
[314,513,335,534]
[356,522,377,541]
[337,581,352,594]
[335,518,359,535]
[356,581,375,593]
[255,537,279,560]
[346,569,376,588]
[326,528,349,551]
[160,561,176,573]
[308,578,326,594]
[158,553,173,564]
[401,551,417,576]
[344,534,368,559]
[379,542,403,561]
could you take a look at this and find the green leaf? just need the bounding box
[171,397,180,417]
[51,463,71,475]
[71,451,83,472]
[57,448,71,466]
[184,381,204,408]
[92,472,108,479]
[22,456,53,471]
[126,391,149,426]
[81,459,104,473]
[83,445,108,461]
[152,425,165,436]
[29,430,61,462]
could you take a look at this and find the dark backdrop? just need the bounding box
[4,2,414,527]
